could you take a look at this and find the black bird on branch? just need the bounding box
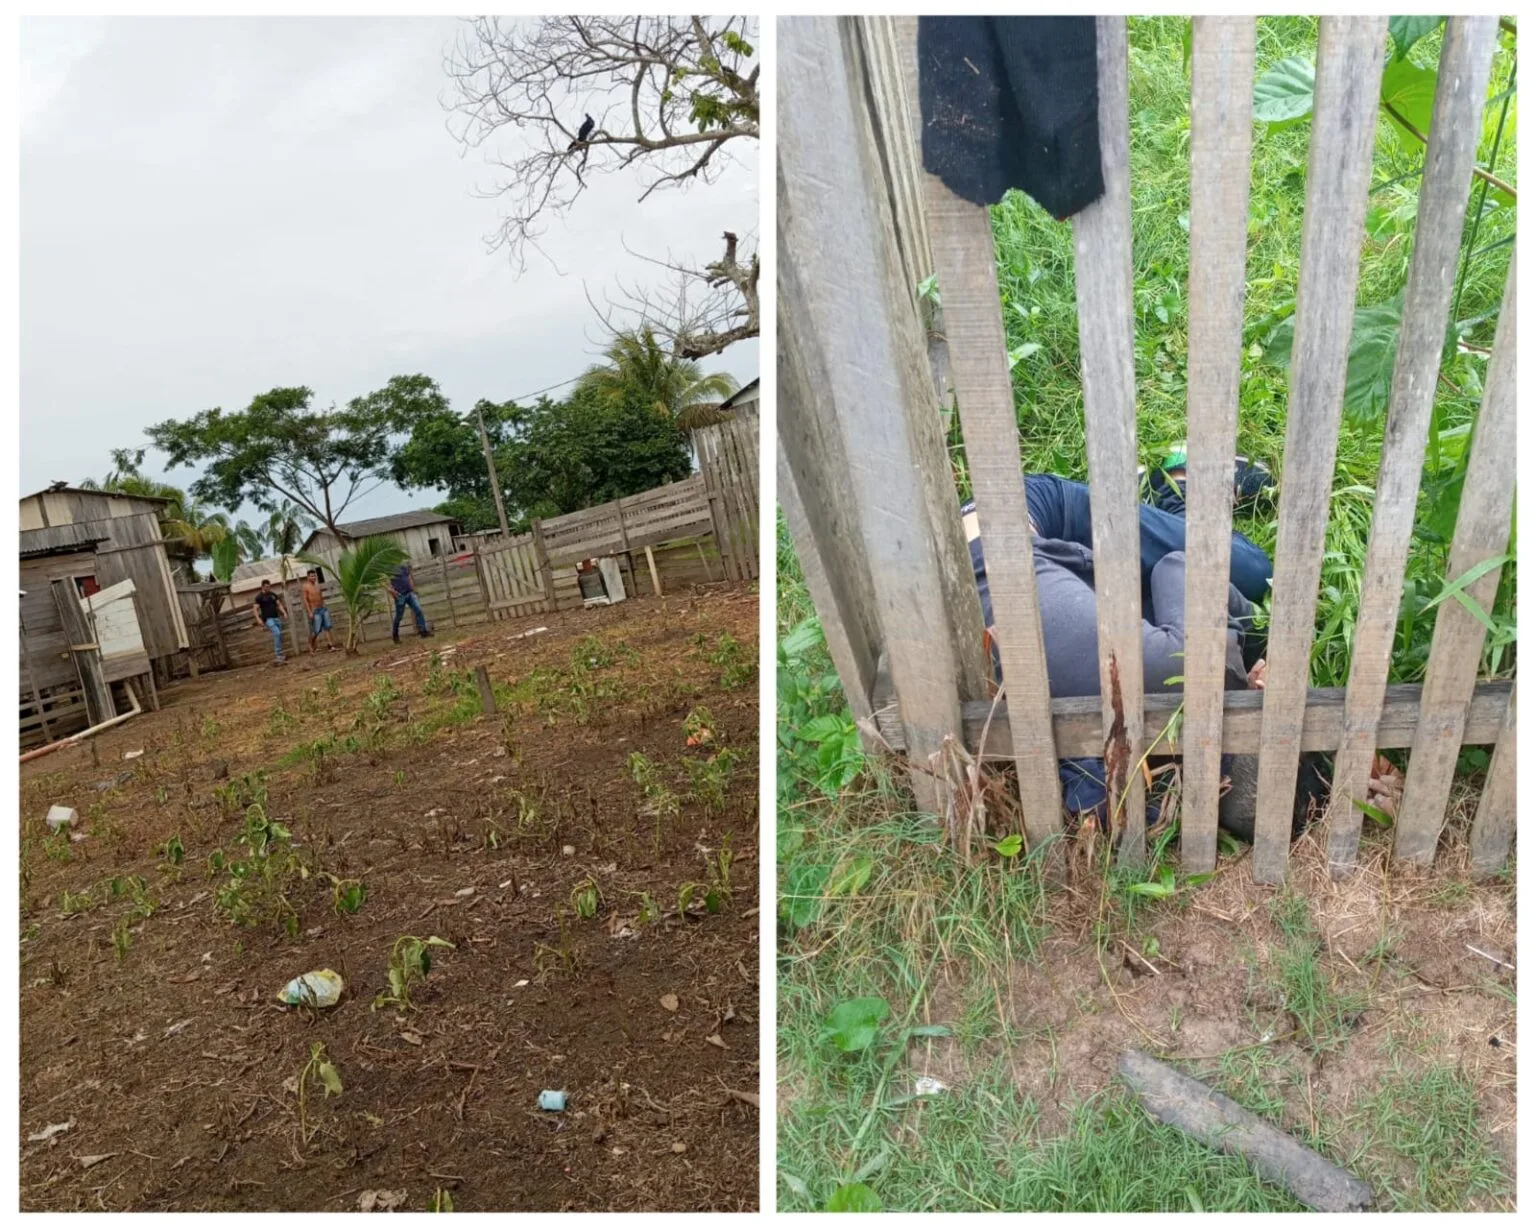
[567,114,595,152]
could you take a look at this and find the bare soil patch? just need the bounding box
[19,589,760,1212]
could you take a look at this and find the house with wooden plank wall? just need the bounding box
[19,485,189,745]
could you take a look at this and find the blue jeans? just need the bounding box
[392,591,427,637]
[264,617,284,661]
[1023,473,1273,604]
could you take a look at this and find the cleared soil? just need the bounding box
[19,588,760,1212]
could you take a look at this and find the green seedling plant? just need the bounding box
[431,1188,454,1212]
[112,916,132,961]
[213,802,306,936]
[683,705,717,746]
[708,632,755,690]
[685,747,737,813]
[570,876,601,919]
[159,833,185,867]
[268,703,297,737]
[679,835,735,917]
[330,877,367,916]
[373,935,454,1012]
[533,908,578,980]
[572,634,614,670]
[295,1040,343,1144]
[629,752,681,852]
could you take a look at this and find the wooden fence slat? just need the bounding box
[1394,252,1517,863]
[925,187,1064,848]
[1251,16,1387,884]
[1468,681,1516,875]
[1181,15,1257,873]
[1327,17,1500,875]
[780,15,974,813]
[1072,16,1145,860]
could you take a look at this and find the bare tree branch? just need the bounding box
[444,15,759,269]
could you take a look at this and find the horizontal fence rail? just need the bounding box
[779,15,1517,881]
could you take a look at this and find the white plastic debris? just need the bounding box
[122,749,144,760]
[914,1076,949,1096]
[45,806,77,833]
[538,1090,567,1111]
[277,969,344,1008]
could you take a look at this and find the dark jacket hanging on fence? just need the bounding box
[917,16,1105,219]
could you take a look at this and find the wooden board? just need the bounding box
[1252,17,1388,884]
[1071,17,1146,860]
[51,578,114,725]
[779,15,970,813]
[870,658,1511,759]
[1467,680,1515,875]
[1328,17,1499,874]
[1394,253,1517,863]
[924,184,1063,847]
[1180,16,1256,873]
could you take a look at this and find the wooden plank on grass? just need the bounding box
[1328,17,1500,876]
[1119,1050,1374,1210]
[1251,17,1388,885]
[925,184,1063,847]
[780,16,976,812]
[1071,16,1145,861]
[1468,680,1515,875]
[1394,254,1517,864]
[1180,15,1257,874]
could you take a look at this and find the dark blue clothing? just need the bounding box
[391,565,415,595]
[393,591,427,637]
[1022,473,1273,606]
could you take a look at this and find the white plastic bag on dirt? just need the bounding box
[45,806,77,833]
[277,969,344,1008]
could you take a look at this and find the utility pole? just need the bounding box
[474,405,511,539]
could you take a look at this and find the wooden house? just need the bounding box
[299,509,461,573]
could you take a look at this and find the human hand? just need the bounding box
[1246,658,1266,690]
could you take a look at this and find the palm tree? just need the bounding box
[299,538,407,654]
[232,521,268,561]
[265,500,314,558]
[161,497,232,560]
[580,328,739,430]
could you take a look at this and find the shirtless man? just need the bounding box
[301,569,337,653]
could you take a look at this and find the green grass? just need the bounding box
[777,16,1517,1214]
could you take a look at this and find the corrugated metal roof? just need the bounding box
[20,484,173,505]
[313,509,456,540]
[19,523,109,559]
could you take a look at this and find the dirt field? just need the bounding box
[19,588,760,1211]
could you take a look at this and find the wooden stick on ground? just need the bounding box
[1118,1050,1372,1211]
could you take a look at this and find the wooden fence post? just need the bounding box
[474,665,497,714]
[1327,17,1499,874]
[924,178,1064,850]
[1181,16,1257,872]
[780,16,979,814]
[471,542,494,621]
[1394,253,1517,864]
[1467,680,1515,875]
[439,555,458,628]
[1072,16,1147,861]
[530,519,558,611]
[1251,16,1387,885]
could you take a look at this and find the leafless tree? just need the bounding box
[445,16,759,359]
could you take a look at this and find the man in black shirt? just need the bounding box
[252,579,288,665]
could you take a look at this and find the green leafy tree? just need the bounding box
[264,500,314,557]
[147,386,396,541]
[299,538,407,654]
[386,390,523,534]
[578,328,740,430]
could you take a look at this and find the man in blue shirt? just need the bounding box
[387,563,432,644]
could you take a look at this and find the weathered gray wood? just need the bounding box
[1395,253,1517,864]
[1252,17,1388,884]
[1328,17,1499,876]
[1118,1050,1373,1211]
[1181,16,1257,873]
[778,436,876,733]
[1468,680,1515,875]
[780,16,979,812]
[925,185,1064,847]
[474,665,496,715]
[1071,17,1145,860]
[777,243,886,724]
[530,519,557,610]
[871,660,1511,759]
[51,579,114,726]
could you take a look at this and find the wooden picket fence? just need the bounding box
[188,469,751,672]
[778,16,1516,882]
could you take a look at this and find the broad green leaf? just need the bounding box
[826,1183,883,1212]
[1352,796,1395,828]
[1389,15,1443,60]
[1253,56,1315,124]
[1008,342,1042,371]
[995,833,1024,858]
[907,1024,952,1038]
[1264,296,1404,423]
[1127,879,1177,899]
[1421,553,1513,614]
[780,617,824,659]
[824,996,890,1053]
[317,1060,343,1097]
[1380,58,1438,155]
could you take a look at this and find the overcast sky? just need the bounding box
[19,16,758,525]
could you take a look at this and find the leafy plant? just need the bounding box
[708,632,755,690]
[267,702,298,737]
[685,747,737,813]
[570,876,601,919]
[823,997,891,1054]
[295,1040,343,1143]
[213,802,306,936]
[373,935,454,1012]
[331,877,367,916]
[159,833,185,867]
[683,705,717,746]
[298,537,409,654]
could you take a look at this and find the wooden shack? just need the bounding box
[18,485,189,673]
[299,510,460,575]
